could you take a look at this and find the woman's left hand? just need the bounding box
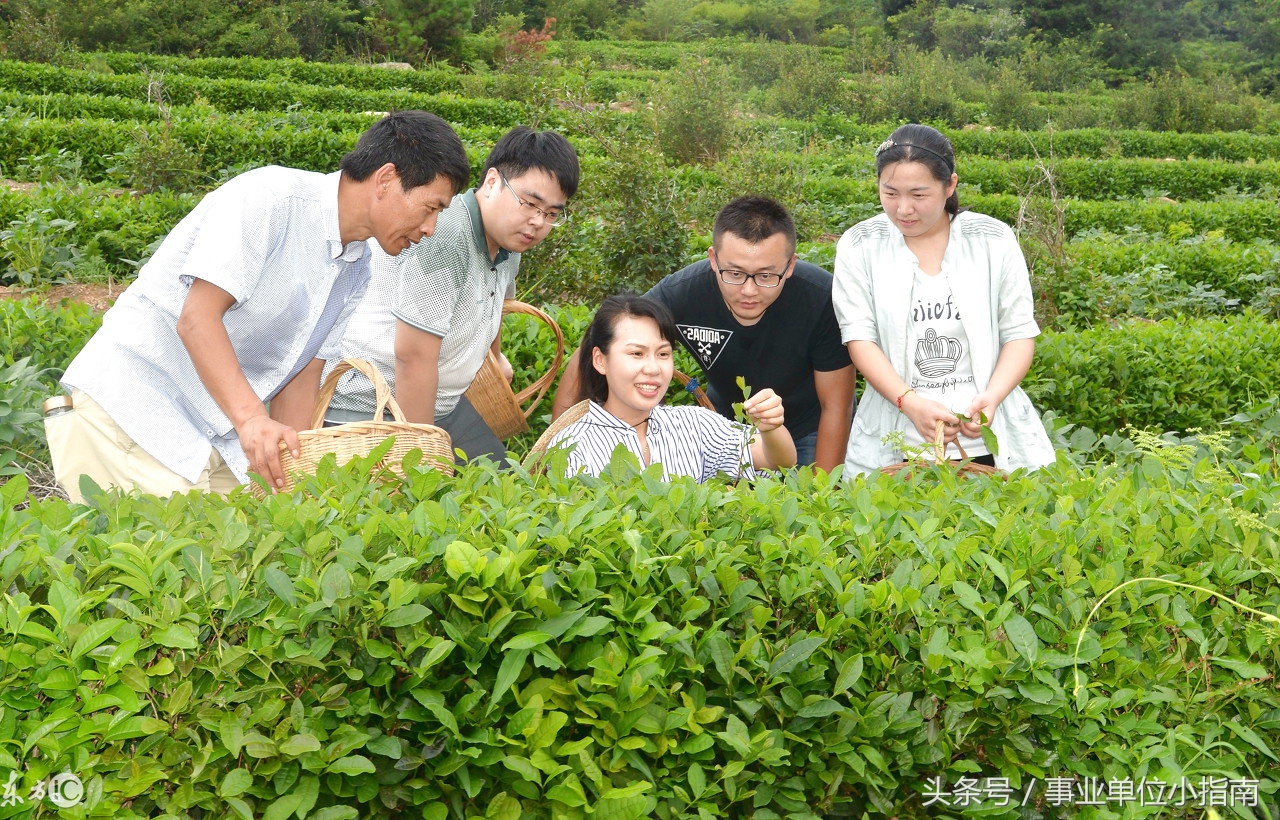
[744,388,785,432]
[961,393,998,438]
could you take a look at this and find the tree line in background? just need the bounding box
[0,0,1278,92]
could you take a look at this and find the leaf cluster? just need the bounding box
[1,425,1278,816]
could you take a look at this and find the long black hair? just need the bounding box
[874,123,960,216]
[577,294,679,404]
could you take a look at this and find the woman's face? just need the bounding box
[592,315,674,424]
[878,160,958,240]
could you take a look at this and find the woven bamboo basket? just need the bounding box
[464,300,564,440]
[672,369,717,412]
[522,399,591,473]
[253,358,454,496]
[880,419,1003,479]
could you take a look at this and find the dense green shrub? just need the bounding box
[0,111,508,186]
[1113,70,1265,133]
[788,120,1280,163]
[651,56,735,166]
[0,297,102,374]
[849,46,979,127]
[1058,232,1280,324]
[0,357,51,476]
[1,424,1277,817]
[0,184,194,277]
[0,61,521,123]
[89,52,464,94]
[1028,314,1280,432]
[957,157,1280,201]
[965,194,1280,244]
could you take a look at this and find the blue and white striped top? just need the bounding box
[546,402,755,482]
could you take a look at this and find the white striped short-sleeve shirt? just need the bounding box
[546,402,756,482]
[62,166,372,483]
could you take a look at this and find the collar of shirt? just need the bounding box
[462,188,511,267]
[324,171,369,263]
[581,401,674,439]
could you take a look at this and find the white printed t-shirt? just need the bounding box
[902,268,988,457]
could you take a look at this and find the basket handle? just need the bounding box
[502,300,565,420]
[932,419,970,461]
[310,357,407,429]
[672,369,717,412]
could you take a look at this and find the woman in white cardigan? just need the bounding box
[832,123,1055,477]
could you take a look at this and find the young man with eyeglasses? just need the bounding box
[327,126,579,463]
[553,196,855,472]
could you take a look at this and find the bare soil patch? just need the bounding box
[1,179,39,193]
[0,282,121,312]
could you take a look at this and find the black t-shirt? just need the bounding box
[646,259,852,439]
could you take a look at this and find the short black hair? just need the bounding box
[875,123,960,216]
[482,126,580,200]
[712,196,797,256]
[339,110,470,195]
[578,293,679,404]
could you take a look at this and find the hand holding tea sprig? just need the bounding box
[732,376,784,432]
[732,376,796,469]
[897,389,962,443]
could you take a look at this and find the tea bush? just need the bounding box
[89,52,465,94]
[0,425,1277,817]
[0,113,507,185]
[957,157,1280,201]
[1058,232,1280,323]
[1028,313,1280,433]
[9,293,1280,457]
[0,184,195,276]
[0,61,521,124]
[0,296,101,374]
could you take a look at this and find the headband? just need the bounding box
[875,138,954,173]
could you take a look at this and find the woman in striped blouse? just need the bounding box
[547,294,796,481]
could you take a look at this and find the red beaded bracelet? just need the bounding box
[896,388,914,410]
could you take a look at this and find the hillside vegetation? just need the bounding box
[0,36,1278,819]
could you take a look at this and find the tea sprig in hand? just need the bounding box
[731,375,753,426]
[954,410,999,455]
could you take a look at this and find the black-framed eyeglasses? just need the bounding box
[711,257,791,288]
[499,172,568,227]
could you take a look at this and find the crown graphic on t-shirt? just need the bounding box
[914,328,962,377]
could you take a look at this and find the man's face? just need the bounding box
[477,167,568,255]
[709,231,796,326]
[373,171,455,255]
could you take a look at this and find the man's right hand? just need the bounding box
[237,413,301,490]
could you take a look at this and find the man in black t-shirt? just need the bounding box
[552,197,855,472]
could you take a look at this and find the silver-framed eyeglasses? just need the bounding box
[711,259,790,288]
[499,172,568,227]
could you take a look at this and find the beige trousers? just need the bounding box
[45,390,241,504]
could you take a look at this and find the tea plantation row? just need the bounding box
[2,419,1278,818]
[8,296,1280,455]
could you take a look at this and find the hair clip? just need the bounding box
[875,139,895,157]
